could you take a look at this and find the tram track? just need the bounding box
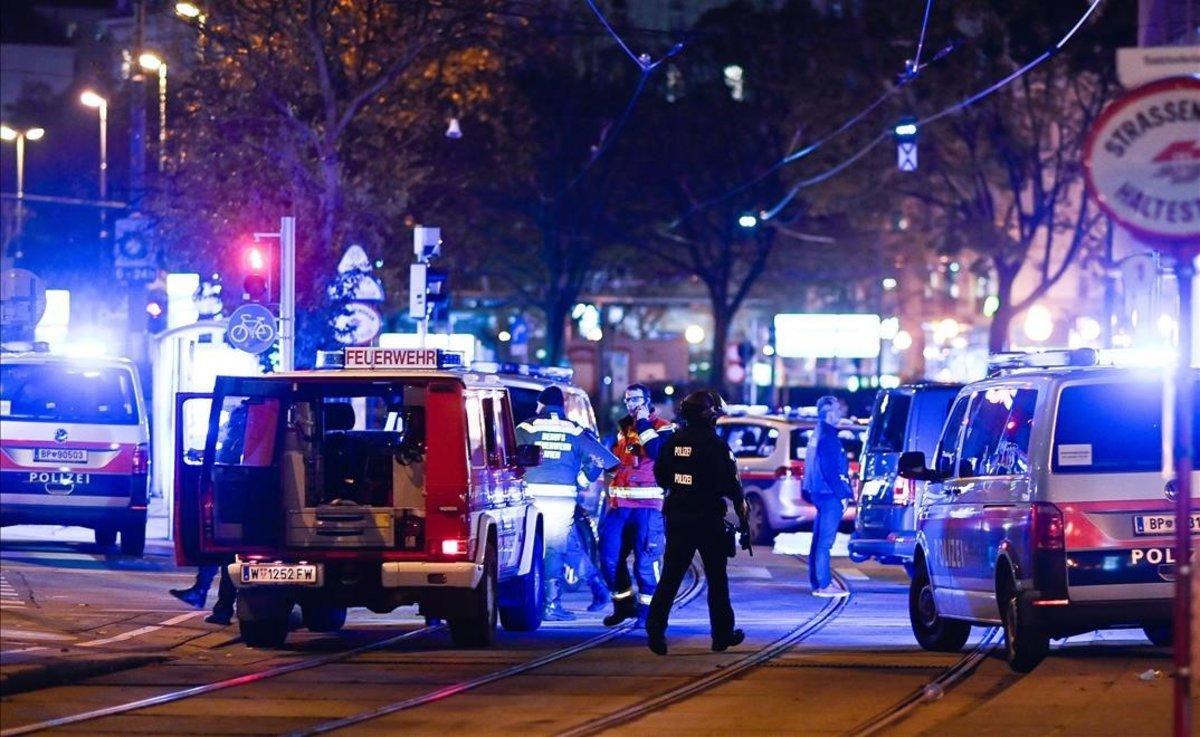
[842,626,1003,737]
[285,562,705,737]
[2,563,703,737]
[550,562,851,737]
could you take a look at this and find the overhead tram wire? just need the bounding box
[757,0,1106,222]
[911,0,934,73]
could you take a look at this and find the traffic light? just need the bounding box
[243,245,269,302]
[425,268,449,323]
[146,288,168,334]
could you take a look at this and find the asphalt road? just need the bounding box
[0,525,1181,737]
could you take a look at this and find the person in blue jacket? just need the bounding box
[803,395,853,598]
[517,386,619,620]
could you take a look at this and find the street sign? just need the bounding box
[226,303,277,354]
[1083,77,1200,244]
[333,302,382,346]
[114,215,158,283]
[896,142,918,172]
[0,268,46,330]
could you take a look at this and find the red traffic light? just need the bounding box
[245,245,266,272]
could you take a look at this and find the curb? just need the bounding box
[0,653,170,697]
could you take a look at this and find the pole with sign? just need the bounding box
[1084,76,1200,737]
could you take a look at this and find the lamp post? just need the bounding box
[138,53,168,171]
[0,124,44,255]
[79,90,108,229]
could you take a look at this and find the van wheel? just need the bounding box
[909,561,971,652]
[120,518,146,557]
[500,532,544,632]
[1000,583,1049,673]
[747,495,773,545]
[237,593,291,648]
[450,546,498,647]
[1142,622,1173,647]
[301,604,347,633]
[95,526,117,548]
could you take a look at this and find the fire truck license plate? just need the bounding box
[34,448,87,463]
[1133,514,1200,536]
[241,564,319,585]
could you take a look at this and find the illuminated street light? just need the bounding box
[175,1,202,18]
[1024,304,1054,343]
[0,123,45,253]
[139,53,169,171]
[684,324,706,345]
[79,90,108,228]
[882,277,898,291]
[737,214,758,228]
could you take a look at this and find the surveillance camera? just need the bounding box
[413,226,441,260]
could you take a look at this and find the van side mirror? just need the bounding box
[898,451,937,481]
[515,443,542,468]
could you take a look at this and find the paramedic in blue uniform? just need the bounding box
[517,385,619,620]
[646,389,750,655]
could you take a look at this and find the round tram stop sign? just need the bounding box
[1083,76,1200,246]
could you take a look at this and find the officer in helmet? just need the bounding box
[646,390,750,656]
[517,385,619,620]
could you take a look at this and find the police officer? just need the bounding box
[600,383,674,628]
[646,390,750,656]
[517,385,619,620]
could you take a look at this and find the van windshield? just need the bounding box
[0,363,139,425]
[1053,381,1200,474]
[866,391,911,453]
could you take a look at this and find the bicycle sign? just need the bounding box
[227,303,277,354]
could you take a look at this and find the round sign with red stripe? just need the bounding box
[1083,76,1200,243]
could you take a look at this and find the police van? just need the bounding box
[901,350,1194,671]
[1,349,150,556]
[174,348,546,647]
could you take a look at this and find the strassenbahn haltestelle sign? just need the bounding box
[1083,76,1200,244]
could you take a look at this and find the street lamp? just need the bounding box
[0,124,45,254]
[79,90,108,228]
[139,53,169,171]
[174,1,202,18]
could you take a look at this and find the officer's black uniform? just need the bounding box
[646,391,748,655]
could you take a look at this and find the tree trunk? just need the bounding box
[710,305,732,398]
[988,267,1018,353]
[544,296,572,366]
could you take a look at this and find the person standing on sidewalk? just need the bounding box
[804,396,852,598]
[170,560,237,624]
[599,384,674,628]
[517,385,620,620]
[646,390,750,656]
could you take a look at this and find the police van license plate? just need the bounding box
[1133,513,1200,536]
[34,448,87,463]
[241,564,319,585]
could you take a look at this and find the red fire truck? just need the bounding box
[174,348,546,647]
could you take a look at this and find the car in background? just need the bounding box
[849,383,961,573]
[717,410,865,543]
[0,350,150,556]
[903,350,1193,672]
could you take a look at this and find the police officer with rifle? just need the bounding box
[646,390,751,656]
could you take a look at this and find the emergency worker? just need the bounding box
[517,385,619,620]
[170,560,237,625]
[646,390,750,655]
[600,383,674,627]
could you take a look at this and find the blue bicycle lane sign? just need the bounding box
[226,303,278,354]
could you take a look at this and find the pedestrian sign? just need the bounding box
[227,303,277,354]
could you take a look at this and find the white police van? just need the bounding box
[902,350,1194,671]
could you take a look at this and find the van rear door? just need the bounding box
[174,392,218,565]
[1049,378,1200,602]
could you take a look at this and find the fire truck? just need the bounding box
[174,348,546,647]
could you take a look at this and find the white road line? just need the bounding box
[76,610,206,648]
[837,567,870,580]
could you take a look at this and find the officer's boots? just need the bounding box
[587,575,609,612]
[602,594,637,627]
[170,586,208,609]
[543,579,577,621]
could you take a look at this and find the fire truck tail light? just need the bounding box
[132,443,150,475]
[440,539,469,556]
[1033,503,1064,550]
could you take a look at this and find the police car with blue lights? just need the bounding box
[901,349,1194,671]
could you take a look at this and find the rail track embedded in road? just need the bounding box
[551,562,851,737]
[843,626,1002,737]
[285,562,706,737]
[0,625,440,737]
